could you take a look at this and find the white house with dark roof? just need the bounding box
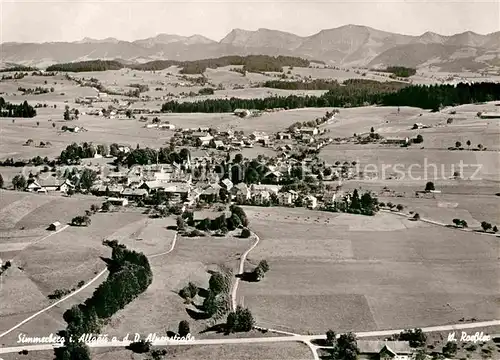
[357,340,413,360]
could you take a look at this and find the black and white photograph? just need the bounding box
[0,0,499,359]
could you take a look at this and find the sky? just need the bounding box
[1,0,499,43]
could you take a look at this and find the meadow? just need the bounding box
[237,206,499,334]
[101,232,251,339]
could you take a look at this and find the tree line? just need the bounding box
[383,66,417,78]
[44,55,310,74]
[0,65,39,72]
[0,98,37,118]
[55,242,153,360]
[161,82,500,113]
[46,60,124,72]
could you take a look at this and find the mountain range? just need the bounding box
[1,25,499,71]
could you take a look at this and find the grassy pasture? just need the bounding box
[0,208,147,345]
[321,146,499,181]
[378,194,500,227]
[102,233,251,339]
[90,342,313,360]
[237,206,499,334]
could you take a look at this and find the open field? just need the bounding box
[0,195,153,345]
[102,233,251,339]
[377,194,500,228]
[322,103,500,151]
[321,146,499,181]
[93,342,313,360]
[237,206,499,334]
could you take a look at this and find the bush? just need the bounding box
[240,228,251,238]
[178,320,190,337]
[226,306,255,333]
[442,342,458,357]
[127,340,151,354]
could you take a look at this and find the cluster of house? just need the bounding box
[171,127,260,150]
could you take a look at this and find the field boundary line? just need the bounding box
[231,232,260,311]
[0,232,178,340]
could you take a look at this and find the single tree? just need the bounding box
[480,221,492,232]
[209,272,226,295]
[326,330,337,346]
[0,173,4,188]
[240,228,251,238]
[478,144,483,150]
[466,140,471,149]
[425,181,435,191]
[492,225,498,233]
[176,216,186,231]
[257,260,269,273]
[178,320,190,338]
[455,141,462,148]
[396,204,404,212]
[442,342,458,358]
[12,174,27,190]
[52,122,56,128]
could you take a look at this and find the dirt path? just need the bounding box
[231,232,261,311]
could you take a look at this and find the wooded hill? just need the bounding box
[161,82,500,113]
[45,55,311,73]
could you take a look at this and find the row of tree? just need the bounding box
[116,147,191,167]
[329,189,379,216]
[47,60,124,72]
[0,98,37,118]
[44,55,310,74]
[383,66,417,78]
[55,242,153,360]
[59,142,108,164]
[160,82,500,113]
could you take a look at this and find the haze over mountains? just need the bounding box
[1,25,499,71]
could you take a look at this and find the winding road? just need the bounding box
[1,320,499,355]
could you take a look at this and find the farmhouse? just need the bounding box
[252,190,270,205]
[234,109,251,118]
[199,183,221,203]
[277,191,294,206]
[196,135,214,147]
[357,341,413,360]
[158,123,176,130]
[231,183,251,203]
[121,188,148,200]
[304,195,318,209]
[299,127,319,136]
[212,140,226,149]
[384,137,409,145]
[163,183,190,203]
[220,178,233,191]
[251,184,280,195]
[106,197,129,206]
[47,221,62,231]
[479,112,500,119]
[276,132,292,140]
